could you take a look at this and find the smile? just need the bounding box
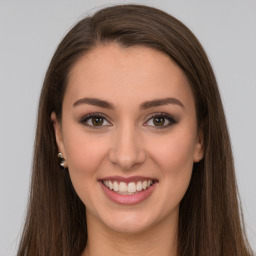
[100,176,158,205]
[102,180,154,195]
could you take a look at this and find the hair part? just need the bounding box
[18,4,252,256]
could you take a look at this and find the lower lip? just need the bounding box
[100,182,156,205]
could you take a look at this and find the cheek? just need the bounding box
[66,138,106,175]
[62,121,107,169]
[152,131,195,170]
[150,134,195,214]
[63,134,110,209]
[62,126,109,194]
[149,128,196,195]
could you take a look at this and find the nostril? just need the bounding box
[108,128,147,169]
[108,147,147,169]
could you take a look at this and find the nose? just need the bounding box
[108,124,147,170]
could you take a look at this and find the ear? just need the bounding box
[51,112,67,162]
[193,127,204,163]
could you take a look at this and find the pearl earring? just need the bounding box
[58,152,66,168]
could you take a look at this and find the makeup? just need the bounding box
[99,176,158,205]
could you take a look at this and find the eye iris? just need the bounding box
[153,117,165,126]
[92,117,103,126]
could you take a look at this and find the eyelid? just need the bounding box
[144,112,177,128]
[79,112,177,129]
[79,112,112,128]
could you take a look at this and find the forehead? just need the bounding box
[65,43,195,109]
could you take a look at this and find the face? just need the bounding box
[52,44,204,234]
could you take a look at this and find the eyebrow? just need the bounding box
[73,97,114,109]
[140,97,184,109]
[73,97,184,109]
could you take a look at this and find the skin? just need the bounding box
[52,43,204,256]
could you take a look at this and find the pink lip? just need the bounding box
[99,175,157,183]
[99,177,158,205]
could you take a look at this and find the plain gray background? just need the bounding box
[0,0,255,255]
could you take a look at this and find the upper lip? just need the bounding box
[99,175,158,183]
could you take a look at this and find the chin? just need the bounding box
[96,206,169,235]
[105,215,154,235]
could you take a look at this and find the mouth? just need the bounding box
[101,179,155,195]
[99,176,158,205]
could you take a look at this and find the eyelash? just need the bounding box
[144,113,177,129]
[80,113,111,129]
[79,112,177,129]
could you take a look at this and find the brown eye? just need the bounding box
[153,116,165,126]
[92,117,104,126]
[145,114,177,128]
[80,113,111,128]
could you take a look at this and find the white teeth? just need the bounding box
[137,181,142,191]
[113,181,119,191]
[103,179,154,194]
[142,181,148,190]
[119,182,127,192]
[108,181,113,190]
[127,182,136,193]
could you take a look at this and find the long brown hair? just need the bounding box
[18,4,252,256]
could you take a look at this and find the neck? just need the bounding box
[82,211,178,256]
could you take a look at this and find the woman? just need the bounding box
[17,4,253,256]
